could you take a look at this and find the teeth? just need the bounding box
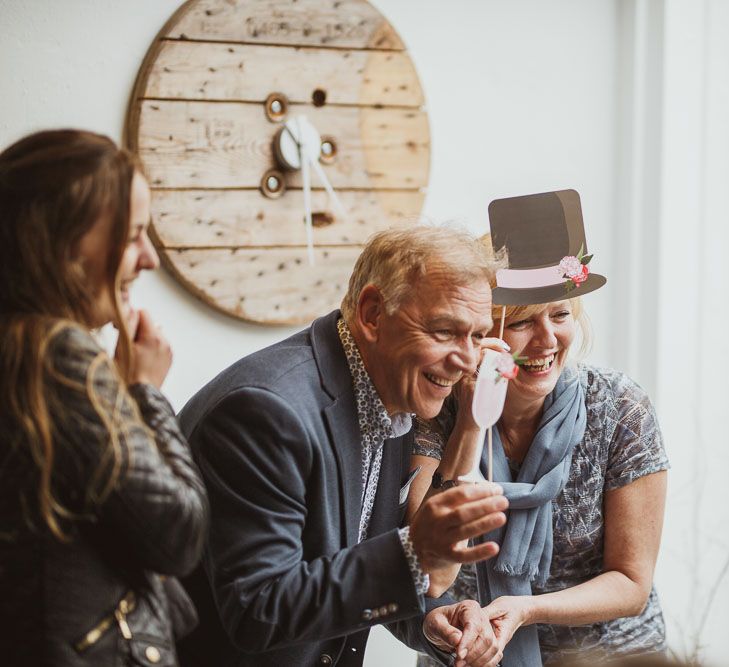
[522,354,555,370]
[425,373,457,388]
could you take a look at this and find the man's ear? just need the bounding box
[355,284,385,343]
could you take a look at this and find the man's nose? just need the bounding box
[448,337,479,374]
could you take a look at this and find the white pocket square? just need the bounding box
[399,465,422,504]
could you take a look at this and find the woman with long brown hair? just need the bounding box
[0,129,208,666]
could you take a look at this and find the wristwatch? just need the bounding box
[431,471,459,491]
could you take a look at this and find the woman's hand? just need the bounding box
[484,595,533,653]
[423,600,503,667]
[121,308,173,389]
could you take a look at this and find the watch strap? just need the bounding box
[431,471,458,491]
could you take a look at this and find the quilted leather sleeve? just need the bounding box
[50,326,208,577]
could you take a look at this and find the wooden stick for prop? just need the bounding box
[487,426,493,483]
[488,306,506,484]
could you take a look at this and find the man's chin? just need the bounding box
[414,399,446,420]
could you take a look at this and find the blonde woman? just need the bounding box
[409,192,668,667]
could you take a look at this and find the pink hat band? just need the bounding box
[495,265,564,289]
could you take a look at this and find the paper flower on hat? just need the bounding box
[559,244,593,292]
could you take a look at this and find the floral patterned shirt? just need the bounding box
[336,319,428,594]
[414,365,670,665]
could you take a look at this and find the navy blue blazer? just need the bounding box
[177,310,445,667]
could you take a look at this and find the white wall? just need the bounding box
[1,1,727,664]
[652,1,729,664]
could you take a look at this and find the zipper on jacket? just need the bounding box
[74,591,136,652]
[114,597,133,640]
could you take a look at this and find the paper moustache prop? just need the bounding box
[459,349,519,483]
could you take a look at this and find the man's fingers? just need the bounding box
[455,618,479,658]
[453,540,500,564]
[449,508,508,542]
[454,634,488,667]
[415,483,508,569]
[463,645,502,667]
[455,603,499,662]
[444,496,509,530]
[424,614,462,650]
[431,482,505,506]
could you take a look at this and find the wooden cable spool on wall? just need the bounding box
[125,0,431,325]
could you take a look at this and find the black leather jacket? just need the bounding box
[0,325,209,666]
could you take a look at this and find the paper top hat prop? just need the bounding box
[488,189,607,306]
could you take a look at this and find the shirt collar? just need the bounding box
[336,318,412,443]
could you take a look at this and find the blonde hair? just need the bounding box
[341,225,504,320]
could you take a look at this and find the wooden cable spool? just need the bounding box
[125,0,430,324]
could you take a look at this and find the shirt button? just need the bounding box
[319,654,332,665]
[378,605,389,617]
[145,646,161,663]
[388,602,399,614]
[361,609,373,621]
[371,608,380,619]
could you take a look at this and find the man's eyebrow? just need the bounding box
[425,316,468,329]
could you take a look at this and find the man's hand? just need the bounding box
[484,595,533,654]
[423,600,502,667]
[410,483,508,581]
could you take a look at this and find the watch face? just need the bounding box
[126,0,430,324]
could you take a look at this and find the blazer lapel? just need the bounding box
[313,311,363,547]
[323,396,363,547]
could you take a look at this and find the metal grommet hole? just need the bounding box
[265,92,289,122]
[260,169,286,199]
[319,136,337,164]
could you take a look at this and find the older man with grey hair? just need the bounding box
[178,225,508,667]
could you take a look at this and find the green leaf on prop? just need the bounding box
[512,354,529,366]
[576,243,585,261]
[564,280,576,292]
[581,254,593,265]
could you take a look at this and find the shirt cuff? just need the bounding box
[398,525,430,596]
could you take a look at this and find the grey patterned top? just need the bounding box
[414,365,670,665]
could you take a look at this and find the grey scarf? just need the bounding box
[476,368,586,667]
